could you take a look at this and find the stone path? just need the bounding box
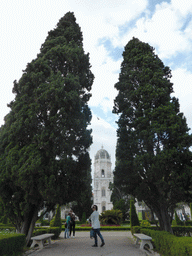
[25,231,159,256]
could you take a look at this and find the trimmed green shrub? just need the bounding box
[33,227,61,239]
[81,212,86,224]
[74,225,131,231]
[172,226,192,237]
[50,205,62,229]
[140,220,151,227]
[185,220,192,226]
[0,216,8,225]
[141,228,192,256]
[174,211,183,226]
[33,228,48,236]
[99,209,123,225]
[0,233,25,256]
[47,227,61,239]
[130,200,140,234]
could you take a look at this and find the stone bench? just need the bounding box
[133,233,153,250]
[30,233,54,249]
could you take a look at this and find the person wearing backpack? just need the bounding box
[69,210,76,238]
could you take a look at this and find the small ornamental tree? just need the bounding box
[130,200,140,230]
[81,212,86,223]
[50,204,62,230]
[113,199,129,221]
[99,209,123,225]
[173,210,183,226]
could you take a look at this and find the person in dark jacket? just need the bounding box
[69,210,76,238]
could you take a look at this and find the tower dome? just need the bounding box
[95,147,110,160]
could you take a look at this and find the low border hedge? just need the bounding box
[33,227,61,239]
[140,228,192,256]
[0,233,25,256]
[63,225,131,231]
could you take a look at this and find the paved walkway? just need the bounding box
[25,231,159,256]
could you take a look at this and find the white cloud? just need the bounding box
[171,0,192,16]
[89,113,117,169]
[171,68,192,130]
[119,1,191,59]
[1,0,192,174]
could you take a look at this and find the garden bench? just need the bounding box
[133,233,153,250]
[30,233,54,249]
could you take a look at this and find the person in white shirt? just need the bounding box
[90,205,105,247]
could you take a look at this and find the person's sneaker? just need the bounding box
[92,244,98,247]
[100,242,105,247]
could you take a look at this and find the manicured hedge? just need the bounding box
[140,228,192,256]
[0,224,16,232]
[33,227,61,239]
[0,233,25,256]
[66,225,131,231]
[172,226,192,237]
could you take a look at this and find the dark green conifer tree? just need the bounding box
[113,37,192,233]
[130,200,140,233]
[0,12,94,244]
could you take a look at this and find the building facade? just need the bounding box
[93,146,113,213]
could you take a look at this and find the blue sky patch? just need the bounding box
[98,37,123,61]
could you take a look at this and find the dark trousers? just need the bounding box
[70,222,75,236]
[93,228,104,245]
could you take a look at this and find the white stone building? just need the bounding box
[93,146,113,213]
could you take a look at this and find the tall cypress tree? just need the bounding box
[0,12,94,244]
[113,37,192,233]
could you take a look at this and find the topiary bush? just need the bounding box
[81,212,86,224]
[50,204,62,238]
[50,205,62,229]
[99,209,122,225]
[130,200,140,234]
[173,210,183,226]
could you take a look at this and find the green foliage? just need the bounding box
[190,203,192,219]
[113,37,192,233]
[173,211,183,226]
[0,11,94,244]
[99,209,123,225]
[50,205,62,229]
[0,215,8,224]
[33,227,61,239]
[81,212,86,223]
[0,233,25,256]
[70,164,93,221]
[130,200,140,232]
[113,198,130,221]
[141,228,192,256]
[0,198,4,219]
[140,220,151,227]
[172,226,192,237]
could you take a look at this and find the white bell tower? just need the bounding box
[93,146,113,213]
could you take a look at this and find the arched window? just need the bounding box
[102,188,106,197]
[101,169,105,177]
[102,206,106,212]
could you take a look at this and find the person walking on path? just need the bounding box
[90,204,105,247]
[64,213,71,239]
[69,210,76,238]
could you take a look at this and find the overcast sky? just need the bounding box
[1,0,192,173]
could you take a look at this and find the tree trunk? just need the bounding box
[154,205,173,234]
[25,207,39,246]
[18,204,40,246]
